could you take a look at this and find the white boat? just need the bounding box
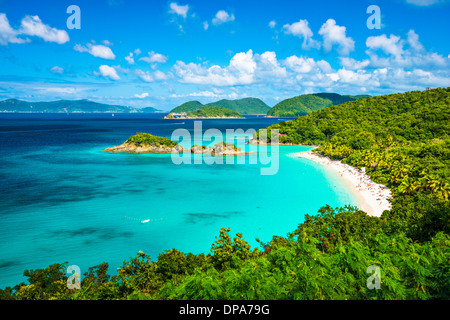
[141,219,150,223]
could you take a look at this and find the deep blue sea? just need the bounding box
[0,113,360,288]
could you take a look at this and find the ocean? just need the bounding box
[0,113,359,288]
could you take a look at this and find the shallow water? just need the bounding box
[0,113,359,287]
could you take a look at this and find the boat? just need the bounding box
[141,219,150,223]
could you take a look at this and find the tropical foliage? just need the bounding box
[1,88,448,300]
[266,92,371,117]
[187,106,244,118]
[125,132,178,148]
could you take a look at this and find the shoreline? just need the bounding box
[291,149,392,217]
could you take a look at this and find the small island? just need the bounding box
[103,132,249,156]
[165,106,244,119]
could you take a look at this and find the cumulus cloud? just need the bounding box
[19,15,69,44]
[97,65,120,80]
[169,2,189,18]
[0,13,29,45]
[339,57,370,70]
[173,50,291,86]
[283,19,320,50]
[366,34,403,57]
[0,13,69,45]
[74,43,116,60]
[366,30,448,70]
[212,10,235,25]
[135,69,171,82]
[135,69,154,82]
[268,20,276,28]
[134,92,149,98]
[318,19,354,56]
[139,51,168,64]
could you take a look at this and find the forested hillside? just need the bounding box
[266,93,371,117]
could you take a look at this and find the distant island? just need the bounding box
[168,97,270,115]
[266,93,371,118]
[0,99,160,113]
[0,93,373,116]
[104,132,249,156]
[165,106,244,119]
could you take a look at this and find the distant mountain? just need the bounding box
[169,101,204,114]
[0,99,160,113]
[139,106,160,113]
[266,93,371,118]
[169,98,270,115]
[186,106,244,118]
[205,98,270,115]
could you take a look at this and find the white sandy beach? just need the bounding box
[291,149,392,217]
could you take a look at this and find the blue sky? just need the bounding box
[0,0,449,110]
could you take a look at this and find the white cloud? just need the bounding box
[405,0,446,5]
[203,21,209,30]
[135,69,154,82]
[268,20,276,28]
[339,57,370,70]
[134,92,149,98]
[258,51,288,78]
[50,66,64,74]
[97,65,120,80]
[0,13,70,45]
[74,43,116,60]
[169,2,189,18]
[134,69,170,82]
[212,10,235,26]
[283,19,320,50]
[174,50,290,86]
[174,50,255,86]
[366,34,403,57]
[125,52,135,64]
[153,70,170,80]
[365,30,448,70]
[20,15,69,44]
[407,30,424,52]
[139,51,168,64]
[318,19,354,56]
[102,40,113,46]
[0,13,29,45]
[284,56,316,73]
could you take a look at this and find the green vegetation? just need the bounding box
[266,93,372,117]
[169,101,204,114]
[1,88,448,300]
[258,88,450,240]
[1,206,448,300]
[125,132,178,148]
[169,98,270,115]
[187,106,244,118]
[0,99,159,113]
[267,94,333,117]
[205,98,270,115]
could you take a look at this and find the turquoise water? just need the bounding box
[0,114,359,288]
